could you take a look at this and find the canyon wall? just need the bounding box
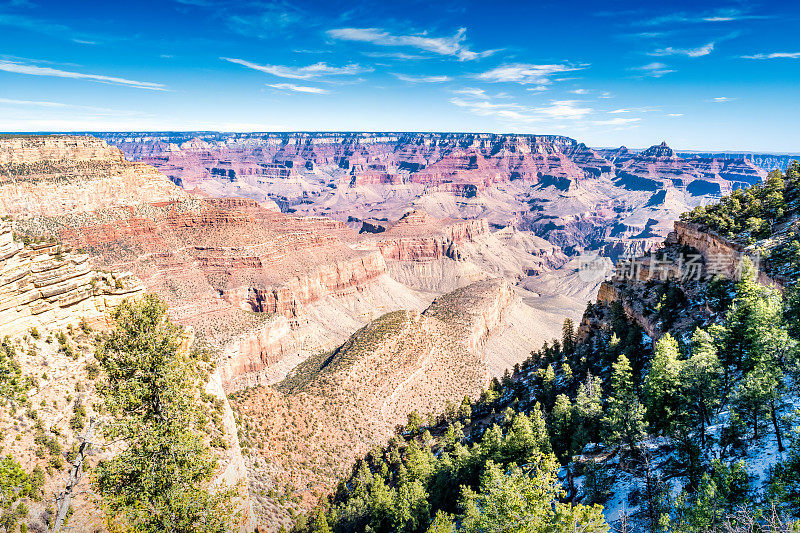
[0,135,186,217]
[359,210,489,261]
[0,220,143,336]
[674,220,783,288]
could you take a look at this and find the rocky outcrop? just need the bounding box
[674,221,783,288]
[0,135,186,217]
[584,219,784,343]
[360,210,489,261]
[0,220,142,336]
[224,251,387,315]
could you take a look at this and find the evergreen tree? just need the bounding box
[313,508,332,533]
[644,333,682,433]
[93,295,237,533]
[682,328,723,450]
[603,355,646,450]
[460,457,608,533]
[550,394,574,462]
[573,373,603,453]
[562,318,576,356]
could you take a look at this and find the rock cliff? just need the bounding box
[0,219,143,336]
[0,135,186,217]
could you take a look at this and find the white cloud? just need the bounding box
[0,60,166,90]
[668,113,684,117]
[649,42,714,57]
[571,88,589,94]
[709,96,735,103]
[0,97,69,108]
[599,91,613,99]
[608,106,659,114]
[740,52,800,59]
[265,83,329,94]
[637,8,771,26]
[476,63,585,85]
[449,97,539,122]
[326,27,493,61]
[221,57,370,79]
[393,73,451,83]
[362,51,427,60]
[452,87,489,99]
[593,117,641,126]
[631,62,676,78]
[535,100,592,120]
[526,85,549,92]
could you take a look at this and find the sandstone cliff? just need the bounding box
[583,219,782,343]
[0,135,186,217]
[0,219,143,336]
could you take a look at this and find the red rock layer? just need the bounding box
[359,210,490,261]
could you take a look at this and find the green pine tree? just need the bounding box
[603,354,646,450]
[93,295,238,533]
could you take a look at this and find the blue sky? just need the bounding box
[0,0,798,151]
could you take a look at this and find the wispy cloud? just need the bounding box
[534,100,592,120]
[0,60,166,90]
[265,83,329,94]
[450,98,538,122]
[221,57,371,79]
[649,42,714,57]
[326,27,494,61]
[452,87,489,99]
[362,51,427,60]
[637,7,771,26]
[668,113,684,117]
[740,52,800,59]
[631,62,676,78]
[608,106,659,114]
[476,63,585,85]
[571,88,589,94]
[0,97,144,115]
[0,97,70,108]
[393,73,451,83]
[709,96,735,103]
[593,117,641,126]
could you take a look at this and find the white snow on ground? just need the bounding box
[571,386,800,526]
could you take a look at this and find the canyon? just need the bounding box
[0,132,783,532]
[97,132,769,258]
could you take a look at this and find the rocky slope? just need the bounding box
[228,278,546,531]
[0,224,255,532]
[0,219,142,336]
[582,218,782,344]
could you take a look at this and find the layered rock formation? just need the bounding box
[94,133,768,260]
[15,197,410,388]
[229,278,532,531]
[583,219,782,344]
[357,209,489,261]
[0,219,142,336]
[601,141,767,194]
[0,135,186,217]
